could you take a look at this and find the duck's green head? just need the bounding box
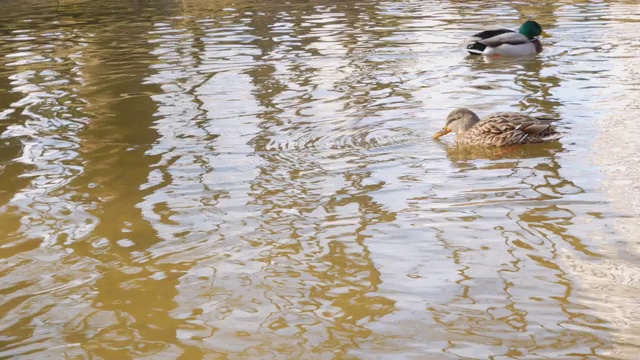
[519,20,542,39]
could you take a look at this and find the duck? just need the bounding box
[467,20,543,57]
[433,108,561,147]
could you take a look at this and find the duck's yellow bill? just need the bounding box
[433,128,451,139]
[540,31,551,38]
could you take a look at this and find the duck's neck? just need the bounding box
[457,114,481,133]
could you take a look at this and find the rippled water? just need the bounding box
[1,0,640,358]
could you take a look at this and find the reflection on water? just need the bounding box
[0,0,639,358]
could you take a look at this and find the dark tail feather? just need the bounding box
[467,41,486,55]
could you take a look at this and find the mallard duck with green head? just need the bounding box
[434,108,561,147]
[467,20,543,57]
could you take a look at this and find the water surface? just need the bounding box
[1,0,640,358]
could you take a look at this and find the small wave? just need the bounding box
[260,124,421,153]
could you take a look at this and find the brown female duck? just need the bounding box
[434,108,561,147]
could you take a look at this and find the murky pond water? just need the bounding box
[1,0,640,358]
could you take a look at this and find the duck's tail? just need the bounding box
[544,130,563,140]
[466,41,486,55]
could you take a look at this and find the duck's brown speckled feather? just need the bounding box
[456,112,561,147]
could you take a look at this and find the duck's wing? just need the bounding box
[467,29,528,55]
[472,28,514,40]
[478,32,531,47]
[460,119,528,146]
[519,116,561,137]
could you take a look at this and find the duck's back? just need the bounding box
[472,28,514,39]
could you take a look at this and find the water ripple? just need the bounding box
[1,0,639,359]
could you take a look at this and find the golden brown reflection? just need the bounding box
[0,0,639,358]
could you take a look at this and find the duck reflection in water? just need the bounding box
[441,140,563,163]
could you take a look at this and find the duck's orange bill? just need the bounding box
[433,128,451,139]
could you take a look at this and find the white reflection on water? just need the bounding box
[0,0,639,358]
